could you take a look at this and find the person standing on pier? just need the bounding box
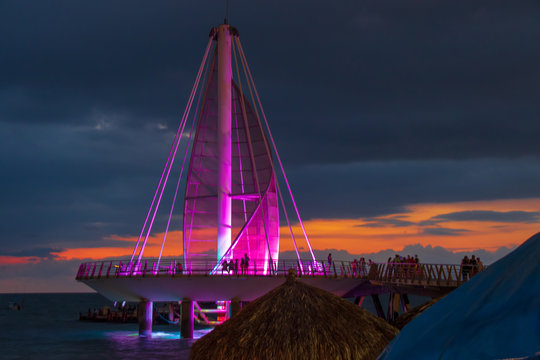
[461,256,470,281]
[176,262,183,275]
[477,257,484,272]
[471,255,478,276]
[243,253,250,275]
[222,261,228,275]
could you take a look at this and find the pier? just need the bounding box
[77,258,471,334]
[75,22,475,338]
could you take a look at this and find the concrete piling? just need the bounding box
[181,298,194,339]
[138,300,153,337]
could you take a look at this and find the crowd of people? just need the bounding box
[172,252,484,280]
[387,254,420,264]
[221,253,251,275]
[325,253,423,278]
[327,253,373,277]
[383,254,422,280]
[460,255,485,280]
[351,257,370,276]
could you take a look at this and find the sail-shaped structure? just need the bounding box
[77,24,355,339]
[75,23,486,341]
[125,24,313,275]
[183,38,279,273]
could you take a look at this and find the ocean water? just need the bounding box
[0,293,201,360]
[0,293,428,359]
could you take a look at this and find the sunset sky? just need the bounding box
[1,1,540,292]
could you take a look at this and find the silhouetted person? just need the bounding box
[243,253,250,275]
[176,262,183,275]
[461,256,470,281]
[471,255,478,276]
[221,261,228,275]
[477,257,484,272]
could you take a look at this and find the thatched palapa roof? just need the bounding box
[190,270,398,360]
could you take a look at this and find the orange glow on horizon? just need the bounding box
[0,256,41,265]
[23,197,540,263]
[53,230,185,260]
[280,198,540,254]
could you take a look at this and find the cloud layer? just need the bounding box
[1,1,540,291]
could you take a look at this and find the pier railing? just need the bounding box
[76,258,354,279]
[76,259,480,288]
[366,262,477,287]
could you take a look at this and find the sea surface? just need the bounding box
[0,293,428,359]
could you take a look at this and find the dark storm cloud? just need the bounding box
[0,0,221,127]
[356,217,415,228]
[1,1,540,162]
[0,247,63,259]
[421,227,470,236]
[421,210,540,225]
[0,120,182,249]
[244,1,540,163]
[289,158,540,219]
[1,0,540,257]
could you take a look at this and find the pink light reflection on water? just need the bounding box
[107,328,213,341]
[103,328,213,360]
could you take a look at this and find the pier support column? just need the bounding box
[401,293,411,312]
[230,297,242,318]
[354,296,365,307]
[387,293,400,322]
[181,298,194,339]
[168,302,175,322]
[138,300,153,337]
[371,294,385,320]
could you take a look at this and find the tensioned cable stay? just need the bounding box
[211,37,284,275]
[156,49,212,270]
[132,36,214,265]
[129,121,178,264]
[236,38,317,262]
[231,37,275,271]
[182,46,220,268]
[233,37,302,266]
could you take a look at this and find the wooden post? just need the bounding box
[230,297,242,318]
[401,293,411,312]
[393,293,401,318]
[387,293,401,322]
[354,296,365,307]
[371,294,385,319]
[181,298,194,339]
[387,293,394,321]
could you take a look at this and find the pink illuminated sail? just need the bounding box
[183,46,279,272]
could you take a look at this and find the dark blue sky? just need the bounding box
[1,0,540,259]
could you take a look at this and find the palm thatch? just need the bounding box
[392,297,443,330]
[190,270,399,360]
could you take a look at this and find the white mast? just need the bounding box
[217,24,232,261]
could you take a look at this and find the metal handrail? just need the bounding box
[77,258,356,279]
[76,259,479,287]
